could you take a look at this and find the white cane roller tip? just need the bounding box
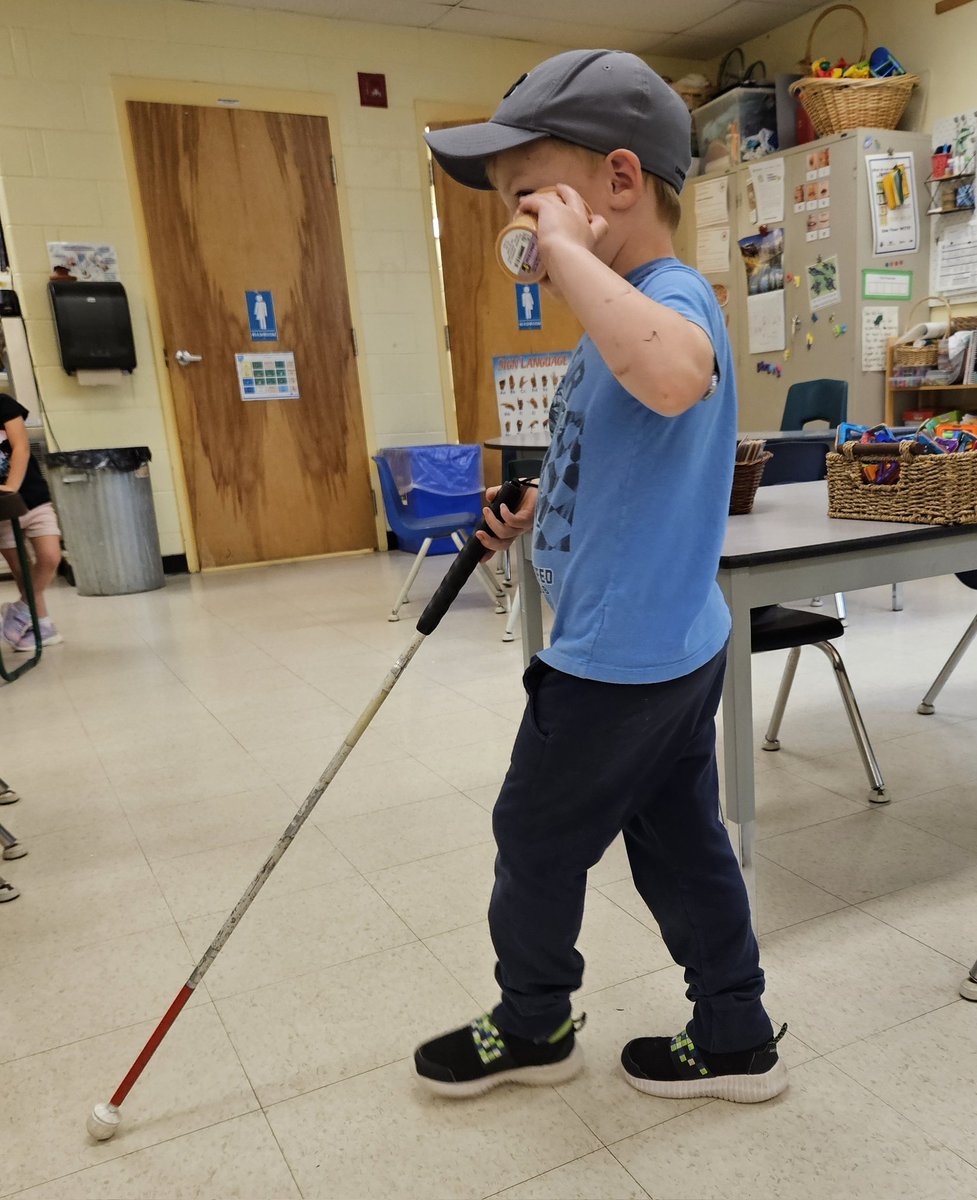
[87,1103,121,1140]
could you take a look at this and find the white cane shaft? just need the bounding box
[187,631,426,988]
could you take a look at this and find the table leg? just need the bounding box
[719,574,757,917]
[517,532,543,669]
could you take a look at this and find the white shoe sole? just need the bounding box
[416,1042,584,1099]
[14,633,63,652]
[622,1057,788,1104]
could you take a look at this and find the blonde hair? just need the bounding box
[487,140,681,231]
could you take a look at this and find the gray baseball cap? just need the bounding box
[424,49,692,193]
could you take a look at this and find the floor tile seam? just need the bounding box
[850,900,976,968]
[413,937,486,1011]
[825,1033,977,1170]
[258,1051,421,1118]
[317,829,496,876]
[253,1105,306,1199]
[813,996,963,1059]
[756,800,977,873]
[0,913,190,981]
[201,927,425,1007]
[0,1109,279,1200]
[136,816,355,876]
[0,989,225,1072]
[751,848,853,909]
[313,785,479,832]
[882,804,977,854]
[601,1097,721,1154]
[478,1144,620,1200]
[355,868,441,949]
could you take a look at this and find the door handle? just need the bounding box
[174,350,203,366]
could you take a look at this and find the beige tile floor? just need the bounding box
[2,552,977,1199]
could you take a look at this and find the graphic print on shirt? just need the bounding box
[534,347,586,554]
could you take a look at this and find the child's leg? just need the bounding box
[25,533,61,619]
[489,651,740,1041]
[622,659,772,1054]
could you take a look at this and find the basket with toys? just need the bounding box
[789,5,918,137]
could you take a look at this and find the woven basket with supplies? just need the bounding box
[892,296,951,369]
[827,441,977,525]
[789,5,918,137]
[729,441,771,515]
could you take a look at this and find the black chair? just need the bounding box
[761,439,828,486]
[916,570,977,715]
[751,442,885,799]
[780,379,848,431]
[751,605,885,798]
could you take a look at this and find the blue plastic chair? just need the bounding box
[372,455,505,622]
[780,379,848,431]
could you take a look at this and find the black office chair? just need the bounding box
[916,570,977,715]
[752,442,885,799]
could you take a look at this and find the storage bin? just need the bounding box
[827,442,977,525]
[693,86,778,171]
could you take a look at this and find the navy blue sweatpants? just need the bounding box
[489,649,773,1054]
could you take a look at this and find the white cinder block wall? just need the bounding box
[0,0,700,559]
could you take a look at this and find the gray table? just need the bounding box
[515,481,977,911]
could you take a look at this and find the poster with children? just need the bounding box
[493,352,573,435]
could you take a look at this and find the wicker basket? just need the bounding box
[729,452,772,515]
[951,315,977,333]
[789,5,918,136]
[892,295,951,368]
[827,441,977,525]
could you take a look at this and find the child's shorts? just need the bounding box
[0,500,61,550]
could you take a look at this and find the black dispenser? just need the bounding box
[48,280,137,375]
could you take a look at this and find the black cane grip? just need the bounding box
[415,479,526,635]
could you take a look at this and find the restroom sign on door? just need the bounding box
[515,283,541,330]
[246,290,278,341]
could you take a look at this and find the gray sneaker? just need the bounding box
[0,877,20,902]
[1,601,31,646]
[15,617,63,652]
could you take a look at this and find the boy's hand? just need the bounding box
[519,185,607,280]
[475,483,537,560]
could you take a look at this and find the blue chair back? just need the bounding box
[780,379,848,431]
[373,454,480,546]
[760,440,828,486]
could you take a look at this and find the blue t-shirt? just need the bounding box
[532,257,735,684]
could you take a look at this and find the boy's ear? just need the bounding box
[603,149,643,209]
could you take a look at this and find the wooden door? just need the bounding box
[127,101,376,568]
[430,123,583,483]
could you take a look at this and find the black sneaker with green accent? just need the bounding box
[621,1023,788,1103]
[414,1013,585,1098]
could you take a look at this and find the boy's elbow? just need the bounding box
[637,364,714,417]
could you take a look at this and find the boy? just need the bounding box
[415,50,785,1103]
[0,393,63,650]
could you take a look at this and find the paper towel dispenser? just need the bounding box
[48,280,137,375]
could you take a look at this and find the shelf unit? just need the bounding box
[884,341,977,424]
[924,171,975,216]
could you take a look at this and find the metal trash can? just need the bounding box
[45,447,165,596]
